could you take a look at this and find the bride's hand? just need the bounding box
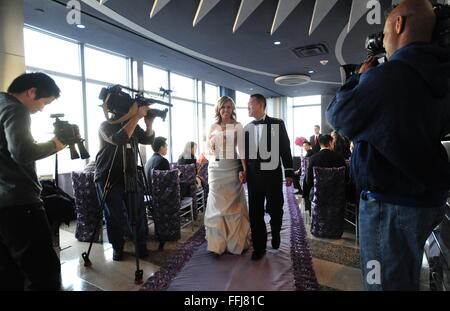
[239,170,247,184]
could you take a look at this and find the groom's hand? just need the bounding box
[285,177,293,187]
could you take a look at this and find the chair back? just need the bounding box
[311,166,346,238]
[151,169,181,242]
[172,163,198,217]
[71,170,102,242]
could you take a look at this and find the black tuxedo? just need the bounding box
[309,134,322,154]
[244,115,293,253]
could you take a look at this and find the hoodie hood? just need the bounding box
[390,42,450,98]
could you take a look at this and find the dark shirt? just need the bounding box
[305,149,348,188]
[326,42,450,207]
[145,153,170,173]
[94,121,154,183]
[0,93,57,209]
[309,134,322,154]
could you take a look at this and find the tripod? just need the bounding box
[81,137,151,284]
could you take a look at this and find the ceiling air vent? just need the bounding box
[274,74,311,86]
[292,43,328,58]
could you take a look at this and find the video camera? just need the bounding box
[51,114,90,160]
[98,85,172,121]
[340,3,450,83]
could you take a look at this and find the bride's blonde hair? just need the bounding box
[215,96,237,124]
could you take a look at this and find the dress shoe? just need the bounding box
[113,249,124,261]
[251,250,266,261]
[271,233,280,249]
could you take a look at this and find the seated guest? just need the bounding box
[178,141,197,166]
[331,130,351,159]
[304,135,349,210]
[302,141,314,158]
[178,141,204,191]
[145,136,170,173]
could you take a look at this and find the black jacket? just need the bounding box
[309,134,322,154]
[326,42,450,207]
[0,93,57,209]
[244,115,293,178]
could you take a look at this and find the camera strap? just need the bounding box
[102,93,139,125]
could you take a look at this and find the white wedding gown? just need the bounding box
[204,124,250,255]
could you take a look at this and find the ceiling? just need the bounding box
[23,0,395,98]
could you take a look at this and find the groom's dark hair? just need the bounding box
[250,94,266,109]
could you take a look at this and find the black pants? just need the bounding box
[0,204,61,291]
[247,169,284,253]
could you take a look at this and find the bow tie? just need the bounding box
[253,119,265,125]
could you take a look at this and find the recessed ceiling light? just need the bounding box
[308,70,315,74]
[320,60,329,65]
[249,88,254,91]
[273,41,281,46]
[76,24,86,29]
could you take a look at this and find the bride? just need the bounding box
[204,96,250,255]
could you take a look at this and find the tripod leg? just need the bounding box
[82,145,119,267]
[82,181,115,267]
[126,186,144,284]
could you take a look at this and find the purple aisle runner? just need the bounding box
[140,186,318,291]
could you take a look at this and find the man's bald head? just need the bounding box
[383,0,436,59]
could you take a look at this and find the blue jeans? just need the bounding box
[359,191,445,291]
[95,181,148,251]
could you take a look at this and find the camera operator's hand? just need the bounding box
[359,56,379,74]
[136,106,150,119]
[52,137,67,152]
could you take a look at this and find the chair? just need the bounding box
[344,202,359,245]
[174,163,200,219]
[310,166,346,239]
[151,169,194,248]
[71,170,103,243]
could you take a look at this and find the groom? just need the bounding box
[243,94,293,261]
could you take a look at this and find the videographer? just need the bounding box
[94,96,155,261]
[0,72,66,290]
[326,0,450,290]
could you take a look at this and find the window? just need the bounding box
[24,28,80,76]
[289,96,322,156]
[235,91,250,107]
[170,73,195,100]
[84,46,128,85]
[293,95,321,106]
[171,99,196,161]
[85,83,109,158]
[205,83,219,104]
[143,64,168,95]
